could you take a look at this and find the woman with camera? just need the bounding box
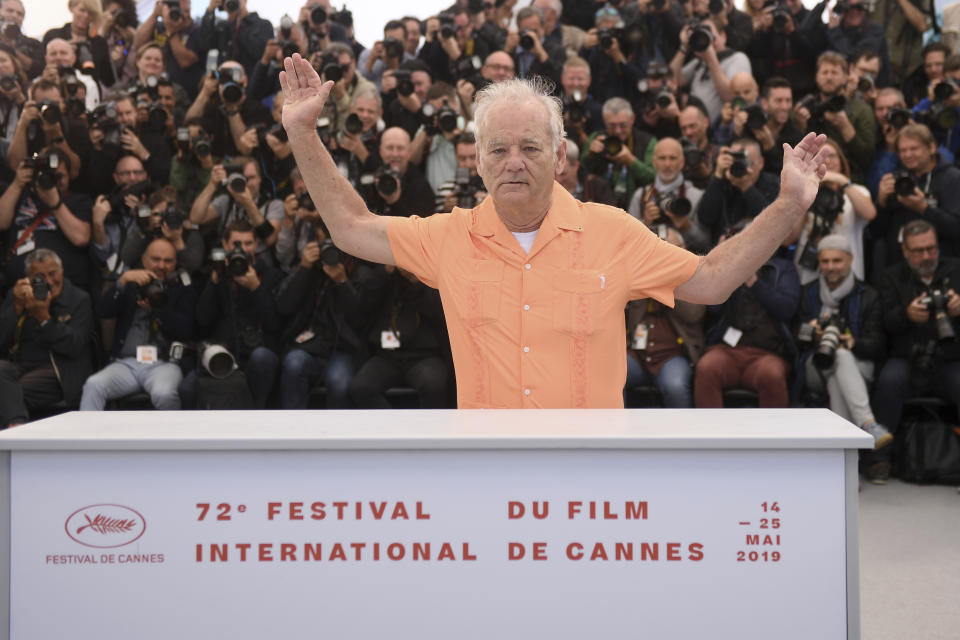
[792,137,875,284]
[101,0,139,86]
[42,0,117,88]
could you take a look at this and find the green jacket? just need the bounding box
[581,129,657,209]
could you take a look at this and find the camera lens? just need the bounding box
[603,136,623,155]
[311,6,327,23]
[345,112,363,134]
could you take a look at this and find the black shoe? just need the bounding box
[867,461,891,485]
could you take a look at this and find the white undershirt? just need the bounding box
[512,230,539,254]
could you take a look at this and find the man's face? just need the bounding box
[731,76,758,104]
[242,161,261,198]
[533,0,558,32]
[412,70,432,102]
[762,87,793,125]
[157,85,176,112]
[223,231,257,260]
[730,142,762,184]
[902,230,939,278]
[456,141,478,175]
[142,240,176,280]
[678,108,708,145]
[818,249,853,289]
[653,140,684,182]
[816,62,847,96]
[897,134,936,173]
[380,129,410,174]
[27,258,64,300]
[33,87,63,110]
[561,64,590,97]
[841,0,866,28]
[115,98,138,126]
[352,96,380,132]
[218,63,246,101]
[403,19,420,54]
[924,51,946,82]
[113,156,147,187]
[476,99,562,213]
[384,26,406,57]
[603,110,634,140]
[0,0,24,27]
[517,14,542,40]
[454,12,473,47]
[45,39,75,68]
[855,56,880,81]
[873,93,903,125]
[482,52,515,82]
[337,52,355,84]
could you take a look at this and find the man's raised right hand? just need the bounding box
[279,54,334,137]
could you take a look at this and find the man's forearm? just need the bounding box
[677,197,805,304]
[185,92,210,121]
[169,33,199,68]
[53,204,91,247]
[133,14,158,50]
[707,55,733,103]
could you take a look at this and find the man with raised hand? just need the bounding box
[278,53,828,409]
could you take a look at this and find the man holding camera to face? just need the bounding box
[582,97,656,209]
[199,0,272,77]
[120,187,203,277]
[0,248,93,427]
[89,154,151,276]
[80,236,196,411]
[361,126,435,217]
[8,80,86,183]
[358,20,414,90]
[133,0,207,100]
[697,137,774,247]
[435,132,487,213]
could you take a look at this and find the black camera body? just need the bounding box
[24,152,60,191]
[921,285,957,342]
[603,136,624,156]
[892,170,916,200]
[161,206,185,230]
[679,137,703,167]
[771,2,791,33]
[799,94,847,124]
[798,312,847,369]
[453,168,484,209]
[564,91,587,122]
[344,112,363,135]
[391,69,415,97]
[375,166,401,196]
[726,149,750,178]
[655,190,692,217]
[797,186,844,271]
[421,100,458,136]
[297,191,315,212]
[886,107,911,130]
[318,238,342,267]
[192,132,212,157]
[383,37,404,60]
[743,104,768,131]
[226,241,250,277]
[218,66,244,103]
[598,28,620,50]
[222,163,247,192]
[687,20,714,53]
[30,275,50,301]
[164,0,182,21]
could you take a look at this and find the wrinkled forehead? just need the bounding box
[480,99,551,145]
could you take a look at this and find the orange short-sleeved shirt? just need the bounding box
[386,182,700,408]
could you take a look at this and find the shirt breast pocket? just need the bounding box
[552,269,609,338]
[448,258,505,327]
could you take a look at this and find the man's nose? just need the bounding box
[504,150,525,171]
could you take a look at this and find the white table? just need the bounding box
[0,409,872,639]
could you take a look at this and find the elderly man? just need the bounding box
[582,97,656,208]
[44,38,100,110]
[278,53,829,408]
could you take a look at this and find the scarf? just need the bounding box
[819,270,856,316]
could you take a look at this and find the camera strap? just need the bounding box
[8,207,53,260]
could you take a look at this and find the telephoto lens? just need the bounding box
[603,136,623,156]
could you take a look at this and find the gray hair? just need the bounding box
[25,248,62,270]
[351,86,382,110]
[517,6,545,25]
[473,76,565,153]
[534,0,562,17]
[565,138,580,160]
[602,97,633,118]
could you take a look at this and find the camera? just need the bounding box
[726,149,750,178]
[857,72,874,94]
[319,53,343,83]
[655,89,674,109]
[0,20,21,40]
[688,20,714,53]
[226,241,250,277]
[797,185,843,270]
[771,2,791,33]
[138,277,169,309]
[344,112,363,135]
[564,91,587,122]
[108,181,152,216]
[603,136,624,156]
[375,166,401,196]
[161,206,185,230]
[175,127,191,152]
[834,1,850,13]
[798,313,846,369]
[37,100,62,125]
[885,107,911,130]
[598,28,619,50]
[23,152,60,191]
[201,343,236,378]
[934,79,958,102]
[439,16,456,40]
[799,94,847,123]
[420,100,458,136]
[165,0,182,21]
[893,170,915,197]
[318,238,341,266]
[708,0,725,12]
[453,167,484,209]
[138,97,168,131]
[519,30,536,51]
[222,163,247,192]
[391,69,415,97]
[680,137,703,166]
[383,37,404,59]
[310,5,327,24]
[0,73,15,92]
[218,66,244,103]
[743,104,768,130]
[655,191,692,217]
[223,0,240,12]
[90,102,124,150]
[30,275,49,301]
[916,82,960,131]
[621,20,645,48]
[297,191,315,211]
[316,115,333,145]
[920,287,957,342]
[192,132,212,157]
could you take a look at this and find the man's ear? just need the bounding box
[554,138,567,179]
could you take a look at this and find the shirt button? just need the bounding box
[524,388,531,396]
[524,263,531,270]
[523,346,530,353]
[523,304,530,311]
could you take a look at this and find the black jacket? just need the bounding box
[198,10,273,78]
[697,176,771,245]
[797,277,886,363]
[0,279,93,407]
[98,277,196,361]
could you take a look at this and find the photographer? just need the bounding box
[870,220,960,483]
[297,0,350,56]
[8,80,86,181]
[634,63,682,140]
[669,17,752,122]
[617,0,687,64]
[0,0,44,80]
[43,38,100,112]
[697,137,774,247]
[88,154,151,275]
[314,42,375,133]
[100,0,138,86]
[409,82,464,195]
[185,60,272,158]
[348,263,451,409]
[320,88,381,193]
[132,0,207,100]
[189,155,283,253]
[361,127,435,217]
[275,221,375,408]
[746,0,816,98]
[754,76,803,177]
[505,7,565,85]
[120,187,203,277]
[795,235,889,446]
[579,6,644,104]
[903,42,950,110]
[169,118,216,207]
[908,65,960,160]
[792,52,875,182]
[557,138,616,204]
[80,236,195,410]
[42,0,116,88]
[435,132,487,213]
[678,103,715,189]
[532,0,587,60]
[0,150,92,289]
[793,139,874,284]
[869,0,930,87]
[358,20,414,90]
[234,94,295,197]
[873,124,960,267]
[0,248,93,427]
[274,169,316,270]
[560,56,603,145]
[711,72,761,147]
[381,60,433,139]
[624,227,704,408]
[844,49,881,105]
[418,9,494,87]
[0,42,27,144]
[198,0,273,77]
[581,97,656,209]
[825,0,891,88]
[188,220,283,408]
[628,137,710,253]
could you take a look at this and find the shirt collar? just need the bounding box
[469,181,584,238]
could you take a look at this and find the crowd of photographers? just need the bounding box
[1,0,959,480]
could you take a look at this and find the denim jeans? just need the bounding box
[280,349,355,408]
[625,354,693,408]
[80,357,182,410]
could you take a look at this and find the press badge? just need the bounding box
[723,326,743,347]
[381,330,401,350]
[16,239,35,256]
[631,323,649,350]
[295,330,315,343]
[136,346,158,364]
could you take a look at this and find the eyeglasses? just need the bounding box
[485,63,514,73]
[906,245,939,256]
[115,169,147,177]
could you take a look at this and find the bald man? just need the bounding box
[713,71,763,147]
[43,38,100,110]
[363,127,436,216]
[628,138,709,252]
[482,51,516,83]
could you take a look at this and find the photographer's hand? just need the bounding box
[233,265,262,290]
[323,262,347,283]
[12,278,31,315]
[118,268,155,287]
[947,289,960,318]
[898,187,928,214]
[907,295,931,324]
[300,240,320,268]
